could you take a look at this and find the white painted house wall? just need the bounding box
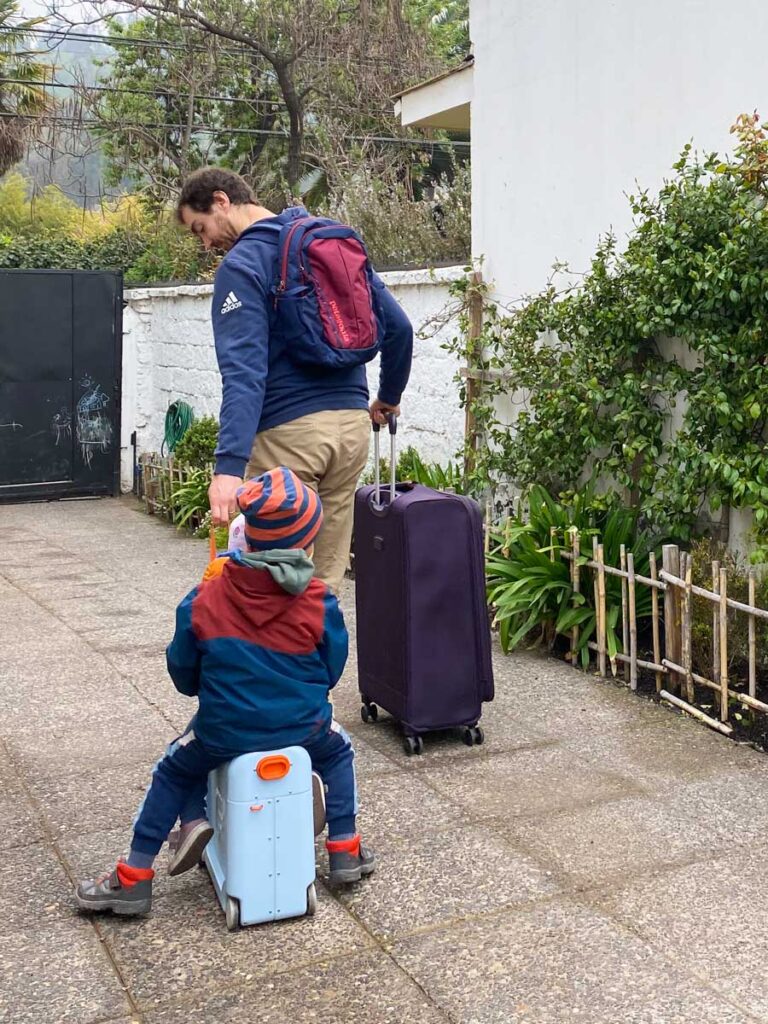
[119,267,465,492]
[466,0,768,553]
[470,0,768,303]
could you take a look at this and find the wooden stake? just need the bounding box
[463,270,484,481]
[712,560,720,687]
[649,551,663,692]
[572,529,581,667]
[627,550,638,691]
[620,544,629,683]
[719,567,729,723]
[597,542,607,678]
[681,553,694,702]
[209,526,217,562]
[592,535,600,671]
[484,499,492,555]
[550,526,557,562]
[749,569,757,700]
[662,545,682,693]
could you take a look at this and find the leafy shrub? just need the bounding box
[360,444,465,492]
[172,416,219,469]
[170,467,210,530]
[445,115,768,560]
[487,484,664,666]
[0,174,212,282]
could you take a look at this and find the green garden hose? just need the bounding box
[162,400,195,455]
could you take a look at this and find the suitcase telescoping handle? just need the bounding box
[372,413,397,507]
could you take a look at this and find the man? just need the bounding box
[177,167,413,594]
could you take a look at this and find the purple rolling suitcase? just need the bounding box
[353,417,494,755]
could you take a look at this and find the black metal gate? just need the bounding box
[0,270,122,502]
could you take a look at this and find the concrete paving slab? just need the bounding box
[142,951,450,1024]
[353,771,464,846]
[502,770,768,888]
[331,823,560,942]
[0,917,132,1024]
[26,760,155,839]
[586,841,768,1020]
[421,744,643,823]
[5,713,173,776]
[391,899,758,1024]
[0,790,46,851]
[100,884,374,1012]
[0,842,74,937]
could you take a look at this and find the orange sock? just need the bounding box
[116,861,155,886]
[326,835,360,856]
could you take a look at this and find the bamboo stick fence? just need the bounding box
[556,532,767,736]
[136,452,212,529]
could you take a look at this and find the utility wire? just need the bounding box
[0,75,394,116]
[1,23,446,72]
[0,109,470,147]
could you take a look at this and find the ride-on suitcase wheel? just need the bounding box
[225,895,240,931]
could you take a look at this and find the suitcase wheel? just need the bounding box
[462,726,485,747]
[403,734,424,756]
[306,883,317,917]
[360,702,379,724]
[225,895,240,931]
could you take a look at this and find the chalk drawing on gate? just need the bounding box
[51,408,72,446]
[76,375,113,467]
[0,421,23,431]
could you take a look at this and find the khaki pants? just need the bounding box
[246,409,371,595]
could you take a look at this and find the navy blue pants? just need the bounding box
[131,721,358,857]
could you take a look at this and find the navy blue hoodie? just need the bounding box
[211,206,414,477]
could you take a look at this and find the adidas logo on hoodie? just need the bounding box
[220,291,242,314]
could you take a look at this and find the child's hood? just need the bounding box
[228,548,315,596]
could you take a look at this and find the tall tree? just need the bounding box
[0,0,54,174]
[55,0,442,190]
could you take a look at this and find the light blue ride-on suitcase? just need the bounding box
[203,746,320,930]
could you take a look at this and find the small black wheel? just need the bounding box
[473,725,485,746]
[462,727,475,746]
[403,735,421,756]
[360,702,379,724]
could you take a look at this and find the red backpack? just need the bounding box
[273,215,384,369]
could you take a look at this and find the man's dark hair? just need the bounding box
[176,167,256,220]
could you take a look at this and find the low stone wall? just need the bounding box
[119,266,466,491]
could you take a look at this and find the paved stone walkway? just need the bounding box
[2,497,768,1023]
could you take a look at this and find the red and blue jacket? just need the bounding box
[166,553,347,757]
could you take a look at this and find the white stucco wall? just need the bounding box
[120,267,466,492]
[470,0,768,303]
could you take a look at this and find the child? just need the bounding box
[76,466,374,917]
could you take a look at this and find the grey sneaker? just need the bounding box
[167,820,214,877]
[76,863,153,916]
[326,836,376,885]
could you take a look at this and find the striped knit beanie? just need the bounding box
[236,467,323,551]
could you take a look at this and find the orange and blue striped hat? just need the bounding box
[236,467,323,551]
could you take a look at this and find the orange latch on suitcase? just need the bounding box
[255,754,291,780]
